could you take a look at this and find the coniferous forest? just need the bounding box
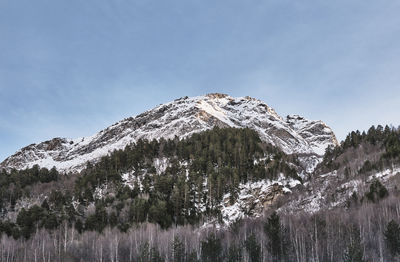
[0,126,400,261]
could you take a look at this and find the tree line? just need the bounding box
[1,199,400,261]
[0,128,300,239]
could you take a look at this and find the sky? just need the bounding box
[1,0,400,161]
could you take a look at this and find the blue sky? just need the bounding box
[1,0,400,161]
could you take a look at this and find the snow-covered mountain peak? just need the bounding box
[0,94,338,173]
[286,114,339,155]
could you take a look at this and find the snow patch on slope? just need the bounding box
[281,167,400,214]
[368,167,400,182]
[220,176,301,224]
[1,94,339,173]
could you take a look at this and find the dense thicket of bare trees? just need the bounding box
[1,194,400,262]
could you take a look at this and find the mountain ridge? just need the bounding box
[0,93,338,173]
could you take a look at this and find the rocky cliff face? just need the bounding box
[0,93,338,173]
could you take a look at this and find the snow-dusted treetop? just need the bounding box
[0,93,338,173]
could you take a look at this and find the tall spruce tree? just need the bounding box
[226,244,242,262]
[264,212,286,261]
[384,220,400,257]
[138,242,150,262]
[200,234,223,262]
[150,247,164,262]
[172,236,185,262]
[245,233,261,262]
[343,226,365,262]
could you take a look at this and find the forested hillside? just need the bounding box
[0,126,400,261]
[0,128,301,239]
[322,124,400,173]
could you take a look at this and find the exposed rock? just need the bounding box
[0,95,338,173]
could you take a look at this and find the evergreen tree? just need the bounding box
[148,200,172,229]
[384,220,400,257]
[264,212,286,261]
[245,233,261,262]
[226,244,242,262]
[138,242,150,262]
[343,226,365,262]
[172,236,185,262]
[75,219,84,234]
[200,234,223,262]
[187,251,199,262]
[365,180,388,202]
[150,246,164,262]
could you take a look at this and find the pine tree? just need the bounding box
[187,251,199,262]
[384,220,400,257]
[343,226,365,262]
[264,212,286,260]
[200,234,223,262]
[172,236,185,262]
[365,180,388,202]
[227,244,242,262]
[245,233,261,262]
[150,246,163,262]
[138,242,150,262]
[171,185,183,224]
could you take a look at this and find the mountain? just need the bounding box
[1,95,399,261]
[0,93,338,173]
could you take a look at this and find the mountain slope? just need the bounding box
[0,93,338,173]
[278,126,400,214]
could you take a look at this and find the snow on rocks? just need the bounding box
[1,94,338,173]
[281,166,400,214]
[368,166,400,182]
[220,175,302,224]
